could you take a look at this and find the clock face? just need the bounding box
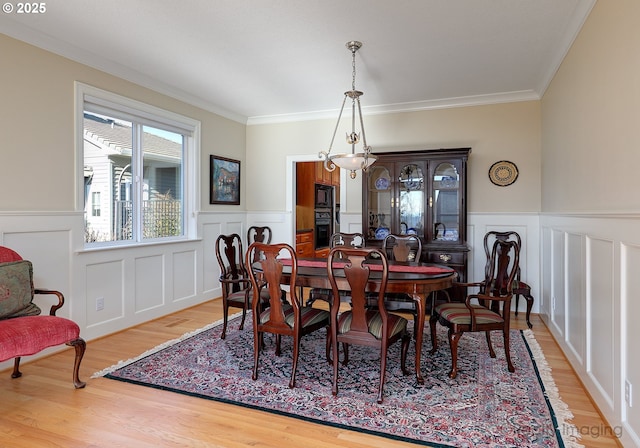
[489,160,519,187]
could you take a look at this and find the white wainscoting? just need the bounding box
[3,209,639,446]
[0,210,248,372]
[541,213,640,448]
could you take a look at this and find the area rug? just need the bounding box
[94,314,583,448]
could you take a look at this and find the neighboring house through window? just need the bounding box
[76,83,200,246]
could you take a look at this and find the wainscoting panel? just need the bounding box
[134,255,165,312]
[86,259,125,326]
[550,229,566,337]
[565,232,585,365]
[622,242,640,441]
[587,236,616,410]
[541,226,552,318]
[226,221,245,239]
[172,250,197,302]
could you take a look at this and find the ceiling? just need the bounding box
[1,0,595,124]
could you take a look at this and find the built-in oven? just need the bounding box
[314,210,333,249]
[315,184,334,209]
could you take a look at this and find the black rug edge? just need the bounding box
[104,371,457,447]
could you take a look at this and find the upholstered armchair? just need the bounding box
[0,246,86,388]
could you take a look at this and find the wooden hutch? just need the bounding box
[362,148,471,300]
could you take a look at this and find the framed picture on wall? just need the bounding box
[210,155,240,205]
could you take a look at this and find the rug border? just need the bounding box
[94,317,583,448]
[91,313,238,378]
[522,329,584,448]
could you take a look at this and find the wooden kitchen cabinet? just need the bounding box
[314,247,330,258]
[295,230,314,258]
[362,148,471,300]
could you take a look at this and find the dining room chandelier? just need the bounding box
[319,40,376,179]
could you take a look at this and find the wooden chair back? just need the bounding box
[382,234,422,262]
[484,239,520,306]
[483,231,522,280]
[247,226,273,263]
[215,233,246,292]
[247,242,298,331]
[482,230,534,328]
[307,232,365,303]
[330,232,364,250]
[215,233,253,338]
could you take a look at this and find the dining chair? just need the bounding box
[430,238,520,379]
[247,226,273,264]
[483,231,534,328]
[246,242,330,388]
[215,233,256,339]
[306,232,364,306]
[327,247,411,403]
[367,234,423,331]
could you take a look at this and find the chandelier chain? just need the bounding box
[352,45,357,92]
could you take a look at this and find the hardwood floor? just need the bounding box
[0,298,622,447]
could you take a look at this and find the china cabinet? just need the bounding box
[362,148,471,300]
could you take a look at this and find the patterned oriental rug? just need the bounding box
[94,315,583,448]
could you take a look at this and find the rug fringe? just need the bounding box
[523,329,584,448]
[91,312,240,378]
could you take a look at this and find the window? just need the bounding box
[91,192,101,217]
[77,83,199,247]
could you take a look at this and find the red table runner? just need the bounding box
[279,258,454,274]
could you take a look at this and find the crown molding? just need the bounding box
[246,90,541,125]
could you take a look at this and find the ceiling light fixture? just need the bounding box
[319,40,376,179]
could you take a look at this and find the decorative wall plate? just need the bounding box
[488,160,519,187]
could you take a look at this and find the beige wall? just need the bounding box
[541,0,640,212]
[539,2,640,443]
[1,33,542,216]
[246,101,541,215]
[0,34,246,212]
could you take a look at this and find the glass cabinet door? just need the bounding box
[431,161,461,242]
[367,164,392,241]
[398,163,425,238]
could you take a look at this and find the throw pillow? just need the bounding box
[0,260,41,320]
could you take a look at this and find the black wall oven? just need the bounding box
[315,184,334,209]
[314,210,333,249]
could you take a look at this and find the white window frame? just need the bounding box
[75,82,200,248]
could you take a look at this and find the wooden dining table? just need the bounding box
[273,257,457,384]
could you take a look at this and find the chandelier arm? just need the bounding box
[329,95,348,153]
[355,97,369,171]
[350,96,357,153]
[356,97,367,149]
